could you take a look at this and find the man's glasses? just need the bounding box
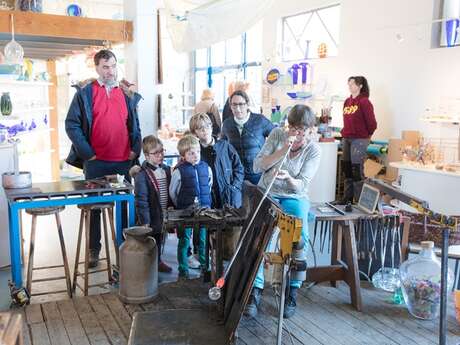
[147,149,166,156]
[230,102,247,108]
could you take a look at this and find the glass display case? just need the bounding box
[0,76,53,182]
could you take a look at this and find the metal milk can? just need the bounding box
[119,226,158,304]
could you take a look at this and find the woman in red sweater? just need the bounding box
[340,76,377,203]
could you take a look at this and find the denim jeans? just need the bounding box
[83,159,132,251]
[177,226,206,275]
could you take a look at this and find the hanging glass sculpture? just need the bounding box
[4,14,24,65]
[16,0,42,12]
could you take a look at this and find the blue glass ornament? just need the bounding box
[67,4,82,17]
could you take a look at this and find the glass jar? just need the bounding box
[399,241,453,320]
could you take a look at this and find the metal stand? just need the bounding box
[439,227,449,345]
[276,263,289,345]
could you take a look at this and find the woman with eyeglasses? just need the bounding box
[340,76,377,204]
[245,104,321,320]
[221,90,275,184]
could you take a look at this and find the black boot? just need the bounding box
[88,249,100,268]
[337,178,354,204]
[244,287,263,318]
[283,287,298,319]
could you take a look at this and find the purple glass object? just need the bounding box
[43,114,48,125]
[0,129,7,144]
[8,122,27,137]
[299,62,309,84]
[288,64,301,85]
[446,19,460,47]
[28,119,36,131]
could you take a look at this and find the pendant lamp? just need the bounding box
[4,14,24,65]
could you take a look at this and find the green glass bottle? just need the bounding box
[392,286,404,305]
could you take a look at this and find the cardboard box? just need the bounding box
[385,138,406,181]
[402,130,420,147]
[364,159,384,178]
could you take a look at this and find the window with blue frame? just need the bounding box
[194,22,262,113]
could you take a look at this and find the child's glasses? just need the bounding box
[148,149,166,156]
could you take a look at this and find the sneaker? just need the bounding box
[244,287,263,318]
[158,261,172,273]
[283,287,298,319]
[178,271,190,280]
[88,249,100,268]
[188,255,201,269]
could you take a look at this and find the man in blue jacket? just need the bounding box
[65,49,142,267]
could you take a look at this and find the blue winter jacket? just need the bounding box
[221,112,274,184]
[201,139,244,208]
[134,161,172,234]
[176,161,212,209]
[65,79,142,169]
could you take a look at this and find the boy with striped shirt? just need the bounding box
[132,135,173,273]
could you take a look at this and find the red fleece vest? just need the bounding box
[91,81,130,161]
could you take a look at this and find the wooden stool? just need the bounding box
[25,206,72,298]
[72,203,118,296]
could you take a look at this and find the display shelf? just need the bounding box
[0,107,54,119]
[14,127,54,138]
[0,143,14,150]
[420,117,460,124]
[19,149,55,158]
[0,80,53,87]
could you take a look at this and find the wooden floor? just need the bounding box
[12,280,460,345]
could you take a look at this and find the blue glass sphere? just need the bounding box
[67,4,82,17]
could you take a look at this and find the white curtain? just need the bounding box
[164,0,274,53]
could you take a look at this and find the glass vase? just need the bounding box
[1,92,13,116]
[399,241,453,320]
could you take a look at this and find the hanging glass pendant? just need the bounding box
[4,14,24,65]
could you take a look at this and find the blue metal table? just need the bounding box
[5,179,135,287]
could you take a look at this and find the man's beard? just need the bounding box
[102,77,117,87]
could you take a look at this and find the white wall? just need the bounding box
[43,0,124,19]
[124,0,159,137]
[262,0,460,141]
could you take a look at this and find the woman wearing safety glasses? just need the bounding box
[245,104,321,319]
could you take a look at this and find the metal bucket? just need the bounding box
[2,171,32,189]
[118,226,158,304]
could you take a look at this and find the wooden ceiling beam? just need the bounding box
[0,10,133,43]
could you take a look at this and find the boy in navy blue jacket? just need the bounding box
[131,135,172,273]
[189,113,244,209]
[169,135,213,279]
